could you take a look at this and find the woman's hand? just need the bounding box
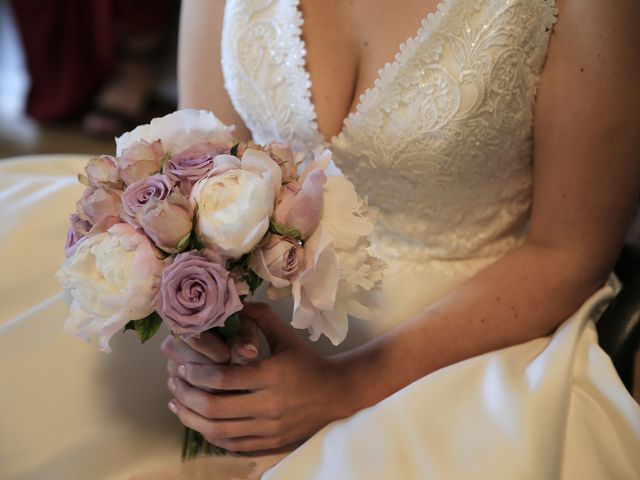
[162,302,351,452]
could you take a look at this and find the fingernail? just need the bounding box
[241,343,258,357]
[168,400,178,414]
[178,364,186,377]
[168,377,177,393]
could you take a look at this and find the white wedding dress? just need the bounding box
[220,0,640,478]
[1,0,639,479]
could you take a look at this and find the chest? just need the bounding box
[299,0,447,140]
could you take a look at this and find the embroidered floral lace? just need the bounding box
[222,0,557,270]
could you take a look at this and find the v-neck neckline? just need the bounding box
[293,0,457,145]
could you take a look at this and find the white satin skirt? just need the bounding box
[1,155,639,479]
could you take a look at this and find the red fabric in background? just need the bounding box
[10,0,170,122]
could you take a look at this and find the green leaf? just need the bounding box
[123,320,136,332]
[188,202,207,250]
[211,313,240,341]
[160,151,172,168]
[246,269,263,295]
[269,220,302,241]
[129,312,163,343]
[189,233,206,251]
[230,142,240,157]
[176,233,191,252]
[192,201,199,223]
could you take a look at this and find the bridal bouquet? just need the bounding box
[55,109,385,456]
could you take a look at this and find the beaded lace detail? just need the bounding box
[221,0,323,153]
[222,0,558,270]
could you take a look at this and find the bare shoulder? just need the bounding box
[526,0,640,287]
[178,0,250,139]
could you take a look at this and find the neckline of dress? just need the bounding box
[291,0,458,146]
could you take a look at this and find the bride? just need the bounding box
[157,0,640,477]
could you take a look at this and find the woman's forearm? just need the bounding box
[332,241,612,416]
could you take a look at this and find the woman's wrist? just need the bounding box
[326,343,392,419]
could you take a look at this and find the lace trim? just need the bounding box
[334,0,458,145]
[286,0,322,148]
[292,0,459,146]
[221,0,323,153]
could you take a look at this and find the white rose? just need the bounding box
[192,169,274,259]
[55,223,164,352]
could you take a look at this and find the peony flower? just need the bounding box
[240,148,283,198]
[258,148,385,345]
[209,154,241,177]
[163,142,231,196]
[121,173,174,224]
[78,155,122,190]
[154,251,243,336]
[136,193,193,254]
[55,223,164,352]
[116,109,235,156]
[191,169,275,259]
[273,169,326,239]
[250,234,304,289]
[117,139,165,185]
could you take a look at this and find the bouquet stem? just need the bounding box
[182,427,229,460]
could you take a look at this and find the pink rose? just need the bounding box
[117,139,165,185]
[250,234,304,288]
[76,185,122,228]
[273,169,326,239]
[136,193,193,254]
[268,142,298,181]
[78,155,123,190]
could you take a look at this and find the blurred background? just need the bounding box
[0,0,180,158]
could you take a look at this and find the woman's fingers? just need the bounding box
[181,330,231,364]
[167,360,179,377]
[240,302,297,352]
[230,316,260,363]
[169,377,270,419]
[176,361,269,391]
[161,335,212,365]
[168,397,285,451]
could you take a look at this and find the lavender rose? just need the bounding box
[121,173,173,224]
[117,139,165,185]
[65,213,92,254]
[163,142,231,195]
[155,252,243,336]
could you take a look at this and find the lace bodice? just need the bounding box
[222,0,557,265]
